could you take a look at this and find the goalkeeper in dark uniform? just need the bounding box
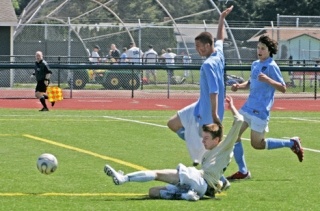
[33,51,54,111]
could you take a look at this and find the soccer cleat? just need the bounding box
[226,171,251,181]
[181,190,200,201]
[104,165,126,185]
[51,101,55,107]
[221,179,231,192]
[290,137,304,162]
[39,108,49,111]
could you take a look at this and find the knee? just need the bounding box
[167,119,173,129]
[235,137,242,143]
[148,187,161,199]
[167,119,179,132]
[251,139,265,149]
[35,93,41,99]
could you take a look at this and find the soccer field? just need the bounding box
[0,109,319,210]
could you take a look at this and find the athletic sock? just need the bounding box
[126,171,156,182]
[176,127,185,141]
[265,138,293,150]
[220,175,226,183]
[233,142,248,174]
[39,96,47,109]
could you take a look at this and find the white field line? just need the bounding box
[103,115,168,128]
[103,116,320,154]
[291,117,320,123]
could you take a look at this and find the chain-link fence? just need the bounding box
[0,23,319,99]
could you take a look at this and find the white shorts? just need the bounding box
[176,163,207,197]
[178,103,205,163]
[240,109,269,133]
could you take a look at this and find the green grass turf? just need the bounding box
[0,109,319,210]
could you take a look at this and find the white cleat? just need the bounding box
[181,190,200,201]
[104,164,126,185]
[221,179,231,192]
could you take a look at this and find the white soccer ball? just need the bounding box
[37,153,58,175]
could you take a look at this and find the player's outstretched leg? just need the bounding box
[227,142,251,181]
[290,137,304,162]
[104,165,127,185]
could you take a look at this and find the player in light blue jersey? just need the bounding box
[167,6,233,166]
[227,35,304,181]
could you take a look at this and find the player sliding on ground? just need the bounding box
[104,96,243,201]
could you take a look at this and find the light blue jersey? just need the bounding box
[194,40,225,126]
[241,57,285,120]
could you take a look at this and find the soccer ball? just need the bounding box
[37,153,58,175]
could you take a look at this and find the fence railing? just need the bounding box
[0,61,319,99]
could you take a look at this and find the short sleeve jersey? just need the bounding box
[120,52,127,63]
[127,47,143,64]
[91,51,100,63]
[163,52,176,64]
[111,49,121,59]
[241,57,285,120]
[194,40,225,126]
[34,60,52,82]
[144,49,158,64]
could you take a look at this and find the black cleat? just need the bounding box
[39,108,49,111]
[51,101,55,107]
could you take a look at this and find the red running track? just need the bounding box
[0,98,319,111]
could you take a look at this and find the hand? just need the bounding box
[225,95,234,109]
[44,79,50,86]
[231,83,239,92]
[258,73,270,82]
[220,5,234,19]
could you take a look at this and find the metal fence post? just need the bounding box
[131,69,134,98]
[58,56,61,87]
[167,68,170,99]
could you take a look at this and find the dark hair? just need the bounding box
[259,35,278,57]
[202,123,223,141]
[195,32,214,46]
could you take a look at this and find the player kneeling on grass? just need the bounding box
[104,96,243,201]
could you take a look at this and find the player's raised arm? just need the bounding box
[216,5,233,41]
[225,95,240,118]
